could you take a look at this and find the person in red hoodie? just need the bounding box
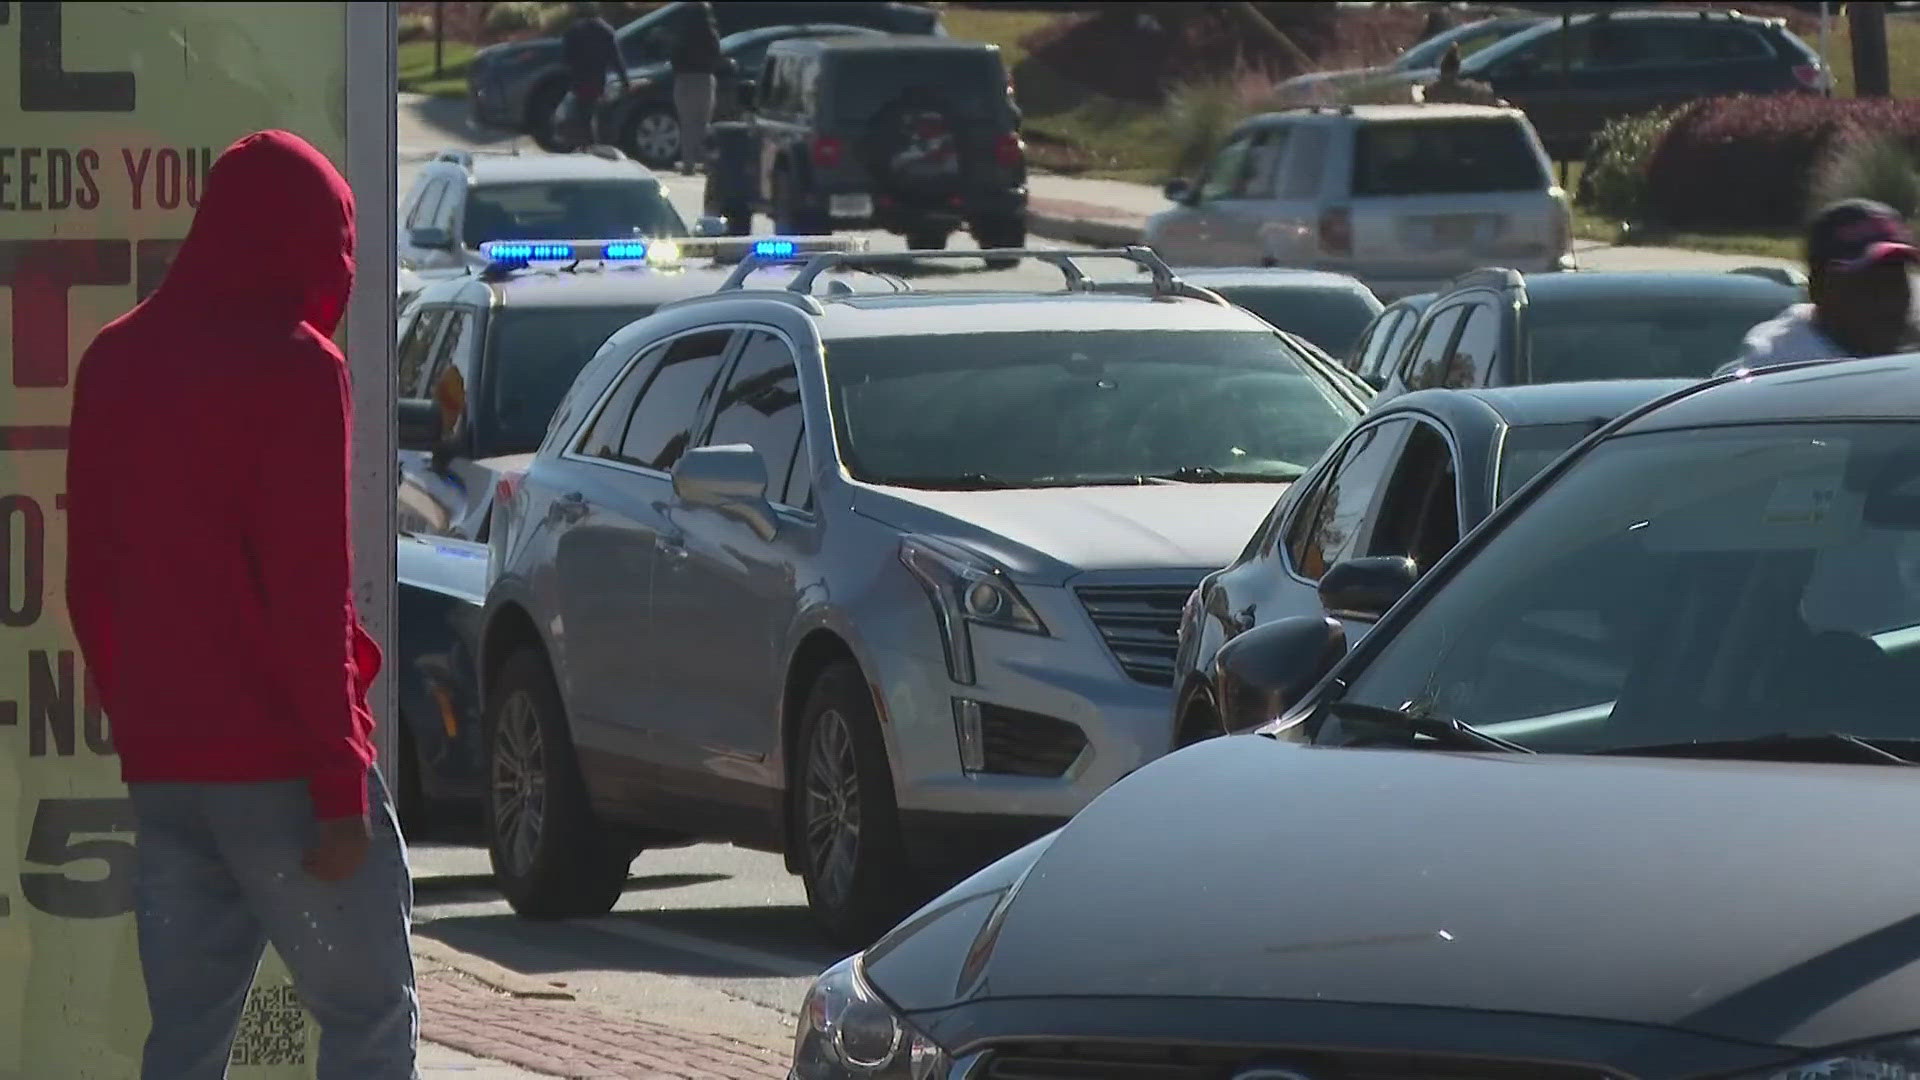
[65,130,417,1079]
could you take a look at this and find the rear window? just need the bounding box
[823,50,1009,120]
[1220,286,1384,358]
[464,181,687,249]
[1351,119,1547,198]
[1523,292,1795,383]
[485,305,659,456]
[1497,421,1599,501]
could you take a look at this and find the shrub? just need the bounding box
[483,1,544,38]
[1812,134,1920,220]
[397,11,434,42]
[1163,73,1280,175]
[1578,108,1677,222]
[1645,95,1920,232]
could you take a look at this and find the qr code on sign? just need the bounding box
[230,984,309,1067]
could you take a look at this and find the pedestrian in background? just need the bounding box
[562,0,629,145]
[1418,43,1505,106]
[1715,199,1919,376]
[65,129,418,1080]
[672,1,723,174]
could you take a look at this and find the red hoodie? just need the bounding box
[65,130,381,819]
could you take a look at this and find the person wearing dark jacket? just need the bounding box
[671,1,723,173]
[562,2,629,144]
[1420,43,1506,106]
[65,129,418,1079]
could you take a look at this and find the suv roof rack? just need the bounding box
[718,246,1229,304]
[1446,266,1526,292]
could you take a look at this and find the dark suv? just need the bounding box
[1438,8,1827,159]
[712,36,1027,254]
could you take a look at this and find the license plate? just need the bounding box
[830,194,873,218]
[1431,216,1480,245]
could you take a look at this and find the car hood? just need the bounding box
[865,736,1920,1050]
[852,483,1283,582]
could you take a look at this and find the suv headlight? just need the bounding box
[793,955,951,1080]
[1735,1035,1920,1079]
[899,535,1047,685]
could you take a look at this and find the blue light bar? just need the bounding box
[485,242,575,262]
[676,236,868,262]
[753,239,798,258]
[604,241,649,260]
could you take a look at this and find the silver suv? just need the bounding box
[478,248,1369,942]
[1144,104,1576,300]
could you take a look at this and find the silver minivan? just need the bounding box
[1144,104,1575,300]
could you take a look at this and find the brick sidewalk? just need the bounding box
[420,964,787,1080]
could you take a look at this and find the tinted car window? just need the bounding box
[704,331,805,504]
[488,305,659,457]
[1331,422,1920,750]
[463,181,687,249]
[1444,302,1503,388]
[578,343,665,461]
[822,50,1010,121]
[396,308,447,399]
[1401,305,1468,390]
[1524,292,1794,383]
[1221,286,1384,359]
[1352,119,1547,197]
[1294,418,1409,579]
[617,330,734,471]
[1375,306,1425,379]
[1277,125,1330,200]
[828,330,1360,489]
[784,433,815,511]
[1497,420,1597,502]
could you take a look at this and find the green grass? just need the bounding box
[398,39,477,98]
[1818,14,1920,99]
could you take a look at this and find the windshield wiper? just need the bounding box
[1324,701,1533,754]
[871,472,1016,491]
[1593,732,1920,766]
[1138,465,1306,483]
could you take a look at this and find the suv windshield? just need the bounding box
[827,329,1360,489]
[1525,292,1795,382]
[486,305,656,455]
[1352,119,1547,197]
[824,50,1011,122]
[1329,421,1920,754]
[464,181,687,249]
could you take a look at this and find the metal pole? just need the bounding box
[433,1,445,77]
[1818,2,1832,96]
[1558,11,1571,190]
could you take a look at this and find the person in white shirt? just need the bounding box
[1714,198,1918,377]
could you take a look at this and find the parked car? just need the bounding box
[1371,266,1805,407]
[1144,104,1575,300]
[465,0,942,150]
[710,36,1027,254]
[1273,15,1545,106]
[799,354,1920,1080]
[1344,290,1433,388]
[577,23,885,168]
[1093,268,1383,358]
[1399,7,1829,160]
[476,248,1368,943]
[389,236,893,830]
[397,147,692,282]
[1170,378,1688,747]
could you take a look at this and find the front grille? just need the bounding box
[980,1043,1613,1080]
[1075,583,1196,687]
[979,704,1087,778]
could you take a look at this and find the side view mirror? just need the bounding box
[736,79,757,110]
[672,444,777,540]
[693,216,728,237]
[397,398,444,453]
[1162,178,1195,204]
[1214,615,1348,733]
[408,225,454,251]
[1317,556,1419,622]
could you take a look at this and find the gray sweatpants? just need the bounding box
[674,72,717,171]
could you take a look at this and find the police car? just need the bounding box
[391,234,889,830]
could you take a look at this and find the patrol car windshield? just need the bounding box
[1524,293,1796,382]
[463,181,687,250]
[828,329,1360,489]
[487,305,656,455]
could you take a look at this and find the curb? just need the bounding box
[1025,209,1145,248]
[413,935,578,1000]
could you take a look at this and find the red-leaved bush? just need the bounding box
[1645,95,1920,232]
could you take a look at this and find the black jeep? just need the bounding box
[706,36,1027,259]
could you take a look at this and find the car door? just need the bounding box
[754,54,810,210]
[398,306,486,540]
[564,327,739,765]
[1359,418,1467,577]
[650,329,814,782]
[1277,416,1415,644]
[1150,126,1280,265]
[396,306,455,537]
[402,175,461,272]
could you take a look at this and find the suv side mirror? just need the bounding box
[1163,178,1195,204]
[409,225,454,251]
[1317,556,1419,622]
[1214,615,1348,732]
[397,398,444,453]
[672,444,778,540]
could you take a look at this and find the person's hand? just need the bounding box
[303,815,371,882]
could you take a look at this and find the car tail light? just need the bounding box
[1792,63,1824,90]
[994,131,1026,168]
[495,470,526,507]
[811,135,845,169]
[1318,206,1353,257]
